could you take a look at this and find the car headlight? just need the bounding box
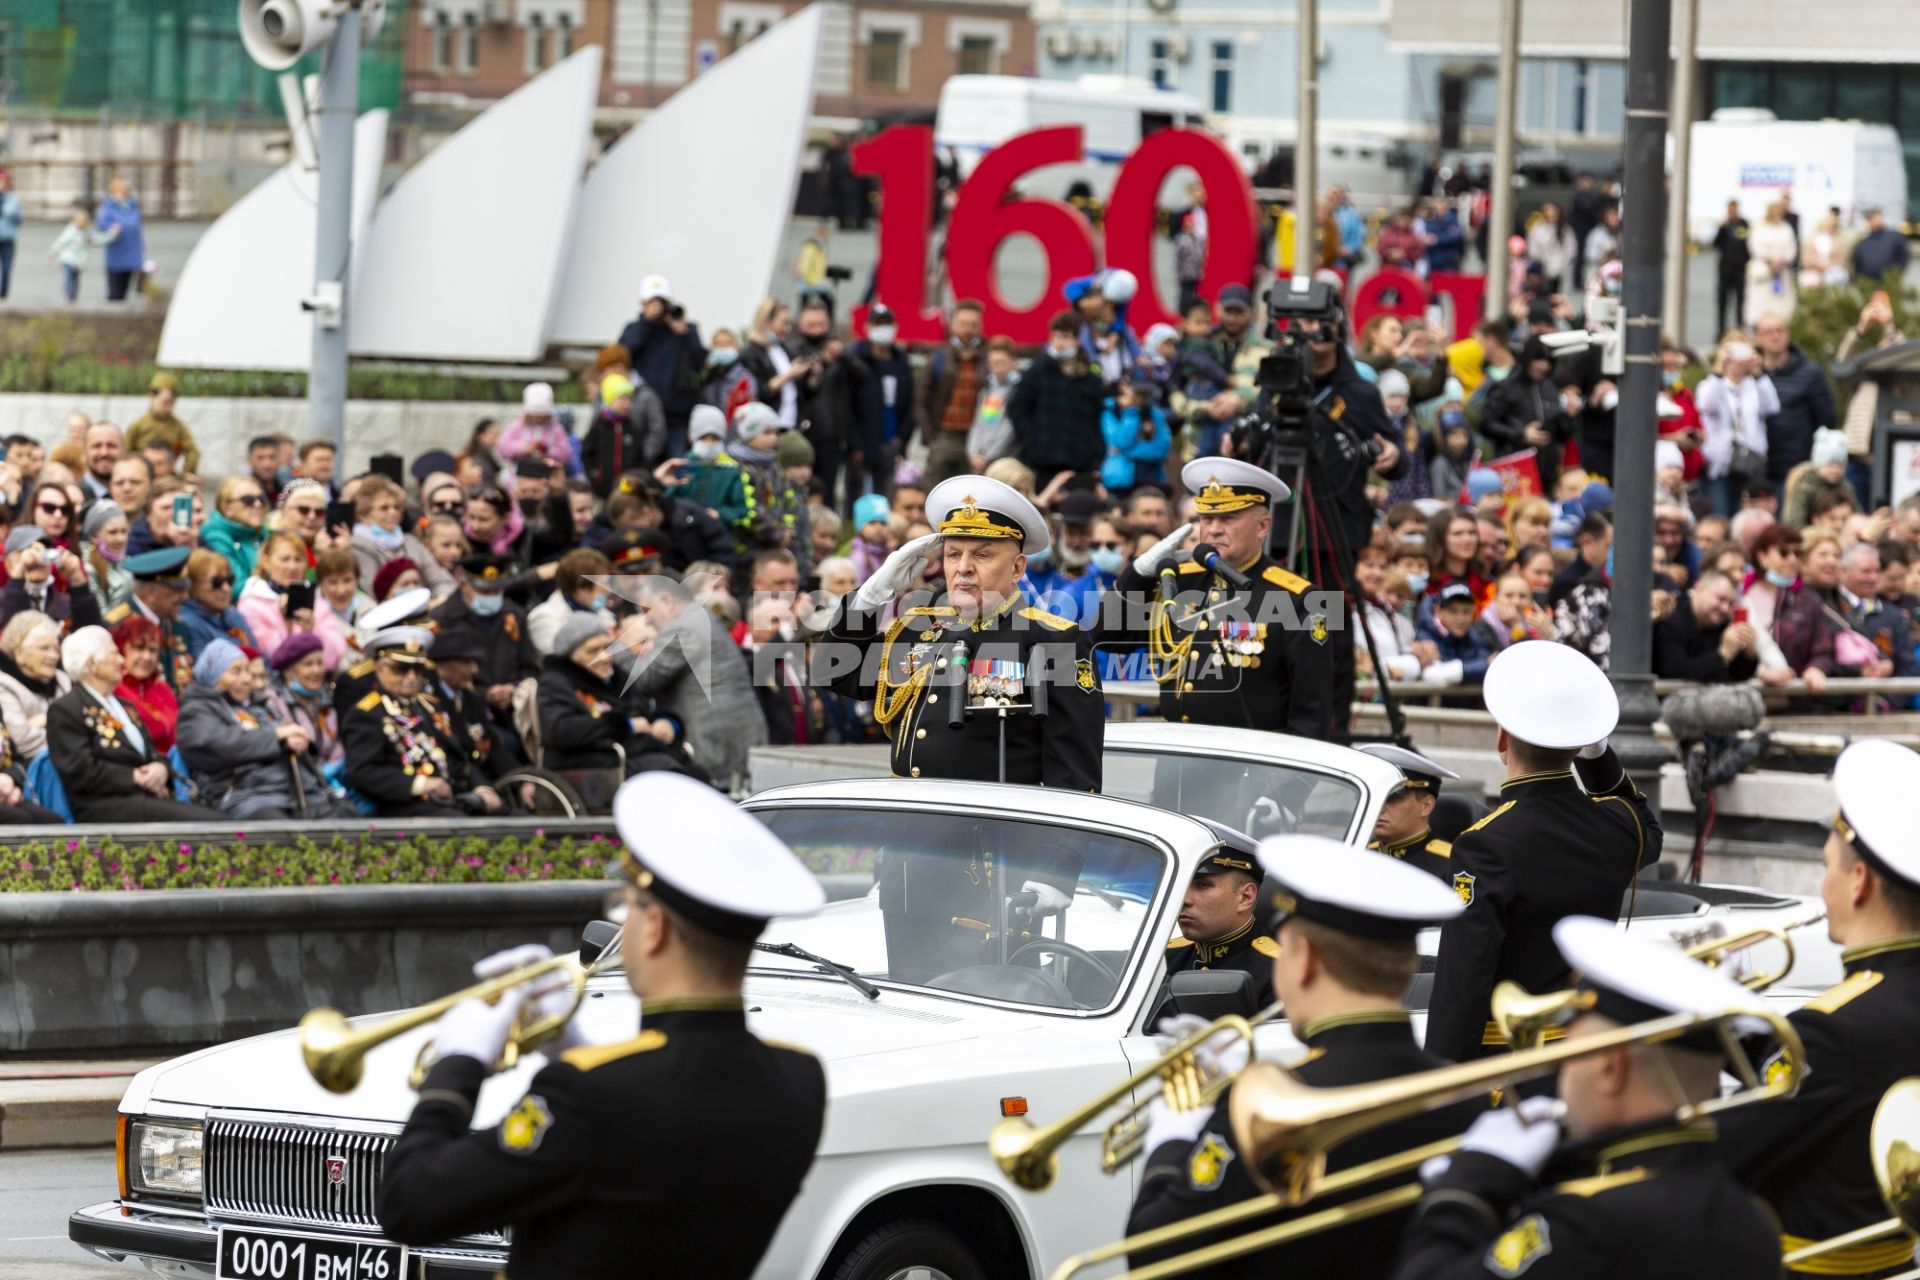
[127,1118,204,1202]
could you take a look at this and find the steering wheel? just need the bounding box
[1006,939,1120,988]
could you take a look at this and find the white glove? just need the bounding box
[471,943,592,1056]
[855,533,940,610]
[1141,1094,1213,1155]
[1132,522,1195,577]
[1384,653,1423,681]
[1151,1013,1251,1079]
[473,942,553,980]
[1577,737,1610,760]
[1022,880,1072,914]
[432,992,529,1071]
[1420,659,1465,685]
[1458,1097,1566,1177]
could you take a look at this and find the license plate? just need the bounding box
[215,1226,407,1280]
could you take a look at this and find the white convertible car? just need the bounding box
[72,730,1835,1280]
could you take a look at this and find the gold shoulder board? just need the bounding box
[561,1028,668,1071]
[1166,937,1196,951]
[1175,561,1202,574]
[347,659,374,678]
[1805,970,1884,1015]
[1018,606,1076,632]
[104,604,130,624]
[1427,839,1453,858]
[1251,936,1280,958]
[1263,564,1311,592]
[1551,1167,1656,1199]
[355,692,382,712]
[1463,801,1517,835]
[905,606,958,618]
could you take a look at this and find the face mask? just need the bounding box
[1484,365,1512,383]
[589,593,608,611]
[1050,344,1079,360]
[1405,572,1429,594]
[288,680,320,698]
[706,347,738,369]
[1027,545,1052,568]
[1439,410,1466,430]
[96,538,125,564]
[1092,547,1126,576]
[1662,370,1681,388]
[691,439,722,461]
[1765,568,1796,588]
[470,591,505,617]
[869,326,897,345]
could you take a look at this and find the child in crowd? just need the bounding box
[1099,379,1172,495]
[848,493,893,584]
[1417,582,1495,685]
[315,549,372,636]
[1378,370,1430,505]
[1655,440,1690,510]
[500,382,578,476]
[665,405,749,545]
[1175,301,1234,457]
[1133,323,1180,403]
[47,202,93,303]
[966,338,1022,472]
[809,506,842,566]
[1429,409,1477,502]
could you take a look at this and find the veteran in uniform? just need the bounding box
[1394,917,1783,1280]
[430,553,541,710]
[1358,742,1460,881]
[1098,457,1333,739]
[340,627,505,817]
[377,774,829,1279]
[1425,641,1659,1064]
[1716,739,1920,1279]
[1158,835,1278,1017]
[333,587,435,713]
[105,546,195,692]
[1127,836,1480,1279]
[821,474,1103,790]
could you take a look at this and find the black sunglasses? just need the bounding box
[430,500,465,514]
[37,502,69,516]
[235,494,267,508]
[207,575,233,588]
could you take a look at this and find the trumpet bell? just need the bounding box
[990,1117,1057,1192]
[1227,1061,1330,1203]
[299,1007,361,1095]
[1875,1077,1920,1236]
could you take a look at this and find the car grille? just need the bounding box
[204,1115,502,1245]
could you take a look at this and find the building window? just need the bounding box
[460,12,480,74]
[430,11,452,73]
[1149,38,1170,89]
[957,34,996,75]
[525,13,547,72]
[1210,40,1232,113]
[866,29,906,91]
[556,12,572,59]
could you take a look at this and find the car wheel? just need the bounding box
[827,1218,988,1280]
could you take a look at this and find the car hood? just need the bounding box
[130,972,1055,1128]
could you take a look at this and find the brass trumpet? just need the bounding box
[301,948,608,1095]
[1678,910,1828,992]
[990,1003,1283,1192]
[1781,1077,1920,1272]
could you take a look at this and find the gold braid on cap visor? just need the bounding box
[936,496,1023,541]
[1190,479,1270,514]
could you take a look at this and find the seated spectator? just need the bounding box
[200,475,270,584]
[1477,571,1551,651]
[1415,582,1494,686]
[49,626,220,822]
[350,476,455,597]
[430,553,540,710]
[111,616,179,755]
[537,613,701,780]
[1653,570,1765,683]
[1841,541,1919,678]
[176,638,350,819]
[0,610,69,758]
[84,500,133,613]
[0,526,102,635]
[343,630,503,817]
[1744,525,1836,692]
[238,531,347,670]
[371,557,424,604]
[426,631,524,800]
[528,547,615,654]
[175,548,256,660]
[263,632,343,771]
[621,576,765,793]
[272,478,340,563]
[418,515,470,591]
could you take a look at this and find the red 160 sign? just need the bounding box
[852,124,1258,345]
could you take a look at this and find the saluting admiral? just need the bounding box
[1128,836,1481,1279]
[1716,739,1920,1279]
[1098,457,1333,738]
[1425,641,1659,1064]
[821,474,1103,791]
[339,627,505,817]
[1358,742,1461,881]
[378,774,829,1279]
[1159,833,1279,1016]
[1394,917,1783,1280]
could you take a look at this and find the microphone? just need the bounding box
[1157,561,1179,604]
[948,637,969,729]
[1192,543,1252,589]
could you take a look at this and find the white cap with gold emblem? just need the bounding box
[925,474,1050,556]
[1181,457,1291,515]
[1481,639,1619,750]
[1254,833,1465,939]
[1831,738,1920,891]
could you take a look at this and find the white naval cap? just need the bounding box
[1182,457,1292,514]
[359,586,433,634]
[1359,743,1460,792]
[1255,834,1466,940]
[363,625,436,665]
[1482,639,1619,750]
[612,774,826,940]
[1831,739,1920,891]
[925,474,1050,556]
[1554,915,1770,1034]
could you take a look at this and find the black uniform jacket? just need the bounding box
[340,687,474,812]
[1127,1011,1485,1279]
[1099,554,1333,739]
[1370,825,1454,882]
[430,594,541,691]
[1393,1120,1782,1280]
[535,655,647,772]
[1162,916,1278,1012]
[378,1000,826,1280]
[1425,749,1659,1063]
[823,594,1103,791]
[46,685,172,796]
[1717,935,1920,1278]
[436,678,522,784]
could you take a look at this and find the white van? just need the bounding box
[934,74,1209,205]
[1687,110,1909,243]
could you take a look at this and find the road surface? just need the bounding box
[1,1149,135,1278]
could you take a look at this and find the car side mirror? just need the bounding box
[580,919,620,966]
[1164,969,1256,1021]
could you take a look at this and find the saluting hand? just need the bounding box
[1131,522,1195,577]
[855,533,940,610]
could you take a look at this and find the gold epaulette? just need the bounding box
[561,1029,667,1071]
[346,659,374,679]
[1251,936,1279,958]
[355,691,381,712]
[1552,1168,1655,1199]
[1427,839,1453,858]
[1018,606,1076,632]
[1166,937,1195,951]
[1804,970,1883,1015]
[1263,564,1311,592]
[1462,800,1516,834]
[103,603,131,624]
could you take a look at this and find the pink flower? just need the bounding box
[233,831,245,841]
[178,843,191,854]
[176,861,186,870]
[66,840,77,851]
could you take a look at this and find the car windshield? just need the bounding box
[750,805,1169,1013]
[1101,748,1365,841]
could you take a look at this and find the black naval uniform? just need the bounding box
[1425,749,1659,1063]
[340,686,480,816]
[1162,916,1278,1013]
[1101,555,1333,739]
[1393,1120,1782,1280]
[1370,826,1453,882]
[378,998,826,1280]
[1717,934,1920,1278]
[1128,1011,1485,1279]
[823,595,1103,790]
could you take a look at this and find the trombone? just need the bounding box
[1047,998,1805,1280]
[1780,1077,1920,1273]
[300,945,614,1095]
[991,1003,1283,1191]
[1678,911,1828,992]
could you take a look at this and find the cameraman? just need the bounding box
[789,298,866,514]
[617,274,707,463]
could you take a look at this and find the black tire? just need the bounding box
[826,1217,989,1280]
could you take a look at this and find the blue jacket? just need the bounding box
[1334,204,1367,257]
[1415,616,1494,684]
[175,599,257,663]
[852,341,915,452]
[1426,210,1466,273]
[1100,398,1171,491]
[0,192,20,243]
[1063,272,1141,370]
[96,196,144,272]
[615,315,707,418]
